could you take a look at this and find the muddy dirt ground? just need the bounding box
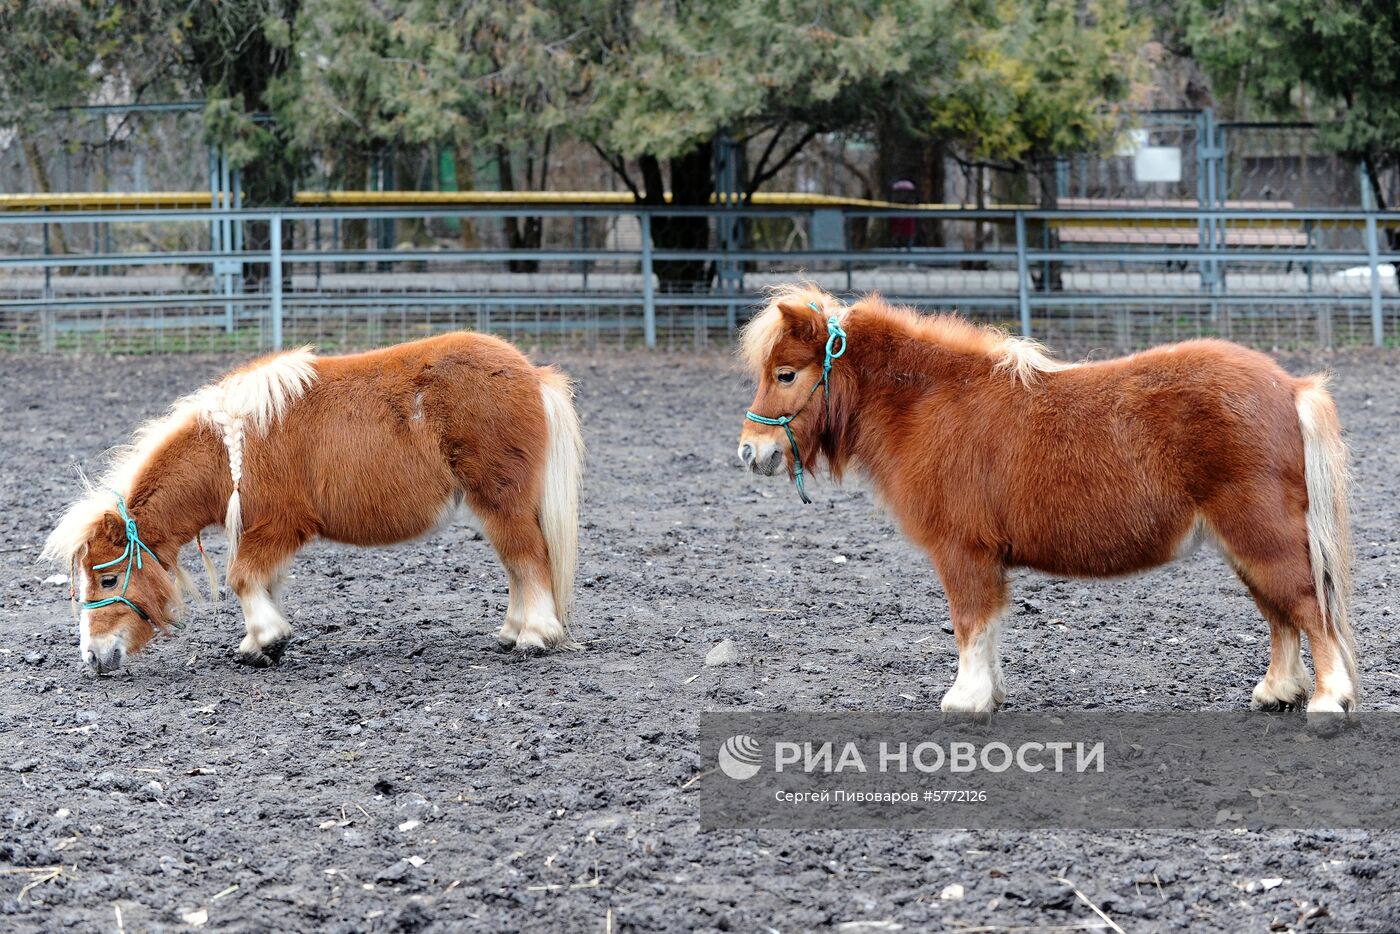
[1,347,1398,933]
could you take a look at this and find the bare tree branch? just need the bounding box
[744,120,791,193]
[591,143,641,200]
[745,126,822,197]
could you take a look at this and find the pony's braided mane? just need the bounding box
[197,348,318,560]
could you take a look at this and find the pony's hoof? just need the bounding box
[514,622,566,652]
[1251,693,1306,713]
[1305,696,1357,733]
[236,640,286,669]
[941,708,995,726]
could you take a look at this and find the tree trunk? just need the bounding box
[20,134,70,257]
[1031,159,1063,292]
[337,149,369,272]
[1362,153,1399,250]
[965,164,988,270]
[638,141,714,292]
[454,144,479,249]
[186,3,302,286]
[240,140,298,287]
[399,146,432,249]
[498,145,543,273]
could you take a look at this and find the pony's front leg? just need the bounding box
[932,548,1010,716]
[227,526,303,668]
[235,585,290,667]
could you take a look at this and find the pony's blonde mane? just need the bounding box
[739,284,847,375]
[741,285,1074,386]
[41,348,319,572]
[991,336,1078,385]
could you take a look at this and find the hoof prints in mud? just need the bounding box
[1,350,1399,931]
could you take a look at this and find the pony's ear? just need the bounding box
[775,298,824,346]
[97,511,126,549]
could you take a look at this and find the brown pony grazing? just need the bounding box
[737,286,1357,717]
[42,332,583,673]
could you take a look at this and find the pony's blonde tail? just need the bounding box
[537,368,583,633]
[1296,376,1357,698]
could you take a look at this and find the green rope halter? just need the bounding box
[80,491,159,624]
[745,303,848,504]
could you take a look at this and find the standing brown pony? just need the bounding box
[738,286,1357,716]
[42,332,583,673]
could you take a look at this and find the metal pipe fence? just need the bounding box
[2,204,1398,354]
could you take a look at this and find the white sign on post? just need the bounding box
[1134,146,1182,183]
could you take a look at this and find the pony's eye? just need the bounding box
[99,575,119,589]
[776,371,797,384]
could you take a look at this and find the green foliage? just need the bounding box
[0,1,301,201]
[289,0,955,193]
[3,0,1151,206]
[291,1,577,148]
[282,0,404,153]
[928,0,1150,166]
[1182,0,1400,199]
[573,0,951,162]
[0,1,123,126]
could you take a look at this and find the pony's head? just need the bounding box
[41,491,182,673]
[737,286,854,497]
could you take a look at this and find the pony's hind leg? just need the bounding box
[1211,503,1356,714]
[227,524,306,668]
[933,547,1009,716]
[495,564,528,647]
[477,503,566,651]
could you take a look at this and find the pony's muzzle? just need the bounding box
[83,642,124,674]
[738,440,782,475]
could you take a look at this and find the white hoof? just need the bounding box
[940,679,999,716]
[1306,694,1355,717]
[992,665,1007,707]
[1251,674,1310,711]
[1306,666,1357,718]
[238,589,291,654]
[515,616,566,651]
[941,618,1004,716]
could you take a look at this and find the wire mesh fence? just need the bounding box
[2,205,1398,355]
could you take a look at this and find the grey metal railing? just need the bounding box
[2,204,1398,353]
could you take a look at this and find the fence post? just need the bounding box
[271,213,284,351]
[1014,211,1031,338]
[1196,108,1225,299]
[40,209,55,353]
[219,146,236,334]
[640,212,656,348]
[1366,213,1384,348]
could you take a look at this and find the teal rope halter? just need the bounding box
[80,491,159,625]
[745,304,848,504]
